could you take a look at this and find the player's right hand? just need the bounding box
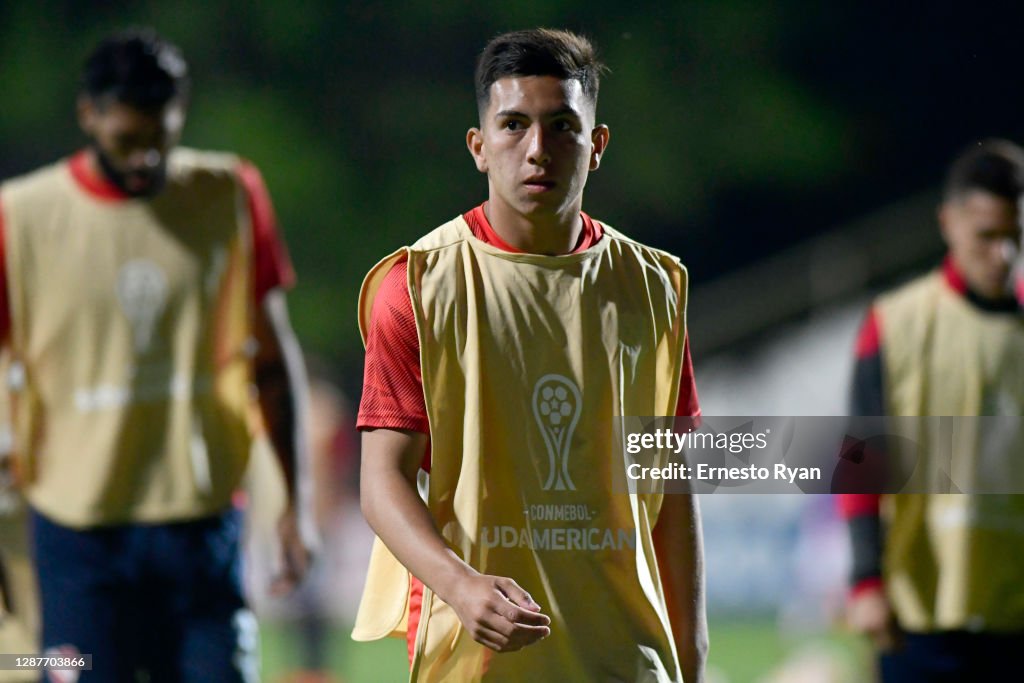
[269,505,315,596]
[448,574,551,653]
[847,584,902,652]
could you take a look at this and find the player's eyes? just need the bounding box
[552,120,573,132]
[504,120,524,131]
[108,140,135,158]
[978,229,1014,241]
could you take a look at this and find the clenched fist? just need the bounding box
[449,573,551,652]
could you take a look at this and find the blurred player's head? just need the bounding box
[467,29,610,227]
[77,28,189,197]
[939,139,1024,299]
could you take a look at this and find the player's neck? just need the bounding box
[943,254,1021,313]
[484,197,583,256]
[83,148,105,185]
[82,148,125,197]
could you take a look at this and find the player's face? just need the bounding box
[78,97,186,197]
[467,76,609,223]
[940,190,1022,299]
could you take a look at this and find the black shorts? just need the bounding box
[881,630,1024,683]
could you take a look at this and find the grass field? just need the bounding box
[260,618,872,682]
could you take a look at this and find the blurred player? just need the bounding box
[355,28,706,682]
[0,28,313,681]
[0,370,38,683]
[840,139,1024,681]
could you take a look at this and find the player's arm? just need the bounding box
[653,491,707,683]
[653,344,708,682]
[239,161,314,593]
[360,428,550,652]
[839,306,899,650]
[252,288,315,593]
[358,260,549,652]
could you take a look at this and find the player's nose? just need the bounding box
[127,147,162,170]
[998,237,1019,265]
[526,124,551,167]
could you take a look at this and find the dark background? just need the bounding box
[3,1,1020,398]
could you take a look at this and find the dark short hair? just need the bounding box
[474,28,607,116]
[944,139,1024,202]
[82,28,189,109]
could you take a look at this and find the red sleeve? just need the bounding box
[237,161,296,302]
[854,306,881,359]
[674,333,700,418]
[0,195,9,342]
[356,258,430,433]
[837,493,880,518]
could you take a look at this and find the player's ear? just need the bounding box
[163,101,188,147]
[590,124,610,171]
[77,95,98,136]
[938,201,954,246]
[467,127,488,173]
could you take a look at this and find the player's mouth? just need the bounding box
[523,177,556,193]
[125,173,153,191]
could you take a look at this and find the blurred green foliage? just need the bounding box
[0,1,862,390]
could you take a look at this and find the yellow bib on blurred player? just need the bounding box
[355,216,689,682]
[878,271,1024,631]
[1,149,254,527]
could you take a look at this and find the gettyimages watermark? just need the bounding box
[613,416,1024,494]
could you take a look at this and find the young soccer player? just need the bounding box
[841,140,1024,681]
[355,28,707,682]
[0,28,314,681]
